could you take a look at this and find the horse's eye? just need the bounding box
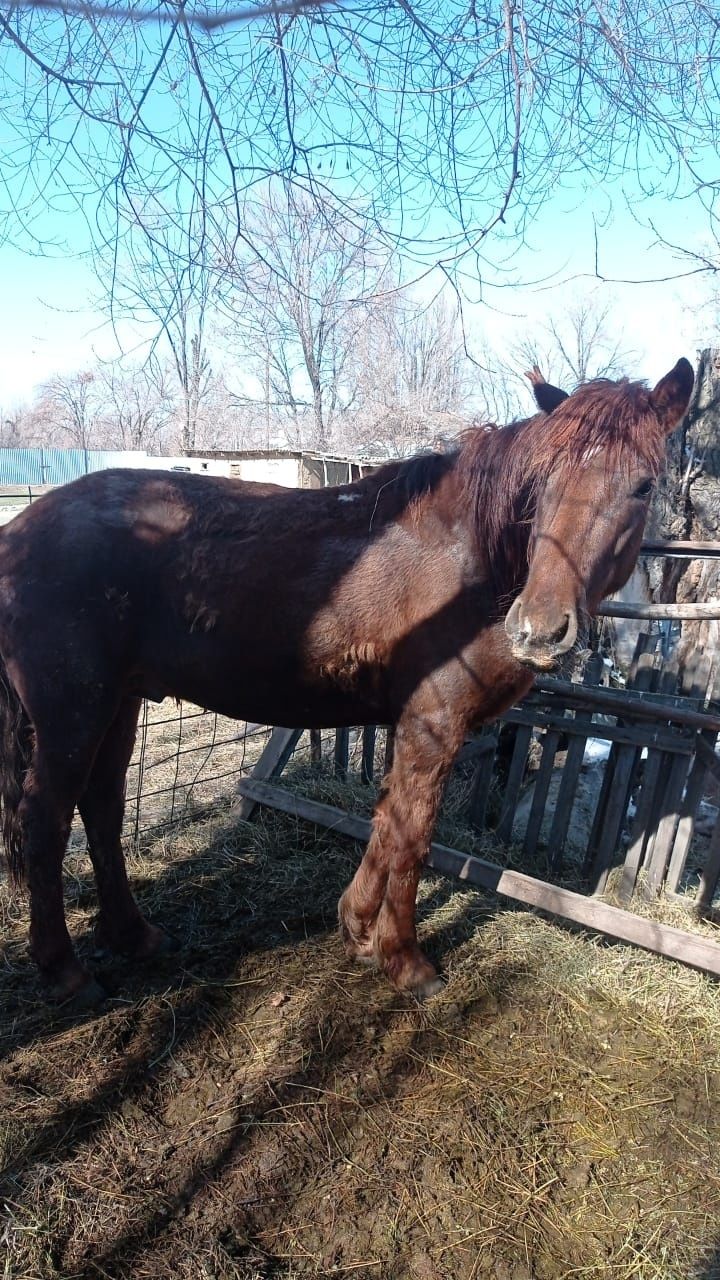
[633,480,653,500]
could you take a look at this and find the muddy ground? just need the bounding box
[2,780,720,1280]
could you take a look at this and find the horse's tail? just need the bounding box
[0,652,32,885]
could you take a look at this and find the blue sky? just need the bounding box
[0,184,710,409]
[0,4,717,409]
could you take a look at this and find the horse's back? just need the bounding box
[0,467,398,721]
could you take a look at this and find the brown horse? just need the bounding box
[0,359,693,1004]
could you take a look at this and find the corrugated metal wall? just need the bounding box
[0,448,147,485]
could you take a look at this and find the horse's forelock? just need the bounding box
[526,378,668,479]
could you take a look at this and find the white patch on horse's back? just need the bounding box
[338,493,360,503]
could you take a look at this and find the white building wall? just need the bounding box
[233,457,301,487]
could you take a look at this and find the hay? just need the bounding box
[2,777,720,1279]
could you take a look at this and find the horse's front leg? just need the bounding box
[339,709,464,999]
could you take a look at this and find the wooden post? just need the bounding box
[234,727,303,820]
[495,724,533,844]
[588,654,656,894]
[663,654,714,897]
[697,816,720,913]
[545,652,604,873]
[361,725,377,785]
[334,727,350,780]
[522,728,561,860]
[468,730,499,831]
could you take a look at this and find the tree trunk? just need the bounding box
[645,349,720,685]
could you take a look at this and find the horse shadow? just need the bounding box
[0,803,525,1274]
[698,1248,720,1280]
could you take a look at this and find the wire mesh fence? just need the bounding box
[123,702,274,846]
[121,710,395,849]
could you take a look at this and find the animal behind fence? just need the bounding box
[0,359,693,1004]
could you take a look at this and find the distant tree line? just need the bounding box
[1,191,635,460]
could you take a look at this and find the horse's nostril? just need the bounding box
[551,612,571,645]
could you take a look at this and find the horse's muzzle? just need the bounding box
[504,597,580,672]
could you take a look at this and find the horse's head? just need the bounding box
[505,358,694,673]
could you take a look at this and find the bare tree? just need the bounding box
[391,300,470,413]
[499,293,636,414]
[97,362,174,451]
[345,294,476,456]
[222,185,387,449]
[38,371,103,450]
[0,405,33,448]
[111,205,217,454]
[1,2,717,312]
[541,296,632,384]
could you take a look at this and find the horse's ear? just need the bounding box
[525,365,569,414]
[649,358,694,434]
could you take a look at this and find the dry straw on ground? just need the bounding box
[1,721,720,1278]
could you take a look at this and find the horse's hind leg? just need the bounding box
[339,708,464,999]
[22,724,112,1004]
[78,697,170,960]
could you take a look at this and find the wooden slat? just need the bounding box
[360,725,377,785]
[468,731,499,831]
[627,630,656,685]
[644,753,691,898]
[495,724,533,844]
[697,817,720,913]
[665,655,714,897]
[695,735,720,783]
[589,745,639,895]
[533,677,720,733]
[504,707,694,756]
[456,737,497,767]
[310,729,322,766]
[597,601,720,620]
[586,653,655,887]
[384,727,396,774]
[619,739,666,902]
[522,729,561,859]
[234,727,303,820]
[236,779,720,978]
[637,662,681,892]
[334,727,350,780]
[546,653,604,873]
[665,734,715,896]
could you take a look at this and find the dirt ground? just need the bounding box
[2,772,720,1280]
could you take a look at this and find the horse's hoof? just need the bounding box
[95,920,176,961]
[45,970,108,1010]
[141,924,177,957]
[62,976,108,1010]
[382,948,445,1001]
[409,974,446,1002]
